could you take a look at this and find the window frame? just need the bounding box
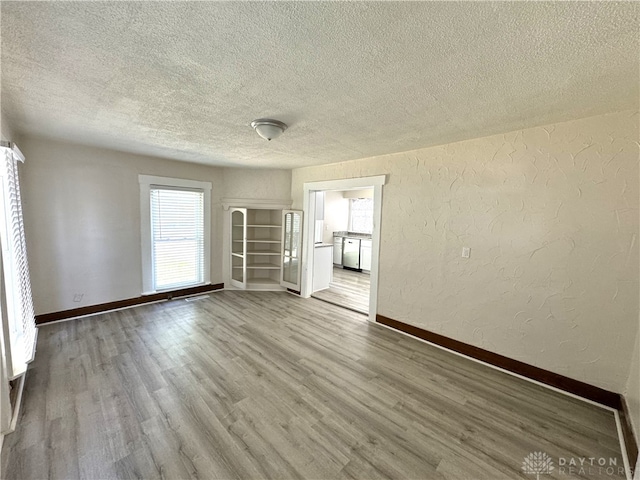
[0,143,36,380]
[139,175,212,295]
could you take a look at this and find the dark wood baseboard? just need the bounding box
[375,314,640,465]
[375,314,621,409]
[35,283,224,325]
[620,395,639,469]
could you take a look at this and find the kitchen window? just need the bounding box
[349,198,374,233]
[139,175,211,294]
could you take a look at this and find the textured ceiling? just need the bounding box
[1,2,638,169]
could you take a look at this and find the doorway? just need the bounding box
[301,176,385,322]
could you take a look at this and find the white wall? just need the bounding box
[292,110,639,394]
[19,137,292,315]
[323,191,349,244]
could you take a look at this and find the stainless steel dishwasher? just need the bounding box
[342,237,361,271]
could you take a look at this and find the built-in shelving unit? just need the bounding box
[230,208,284,290]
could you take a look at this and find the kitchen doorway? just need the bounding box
[301,176,385,322]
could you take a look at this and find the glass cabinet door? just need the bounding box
[230,208,247,289]
[280,210,303,291]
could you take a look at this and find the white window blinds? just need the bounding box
[0,143,36,379]
[150,187,205,290]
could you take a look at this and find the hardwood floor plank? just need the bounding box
[139,414,199,480]
[47,416,80,479]
[113,447,161,480]
[1,291,626,480]
[76,389,118,480]
[312,267,370,314]
[151,386,244,479]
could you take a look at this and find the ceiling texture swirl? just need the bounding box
[1,2,638,168]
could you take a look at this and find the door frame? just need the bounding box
[301,175,386,322]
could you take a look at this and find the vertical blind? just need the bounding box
[150,186,205,290]
[0,144,36,379]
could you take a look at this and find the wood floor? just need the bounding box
[312,267,370,314]
[2,291,625,480]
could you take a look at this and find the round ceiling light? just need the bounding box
[250,118,288,141]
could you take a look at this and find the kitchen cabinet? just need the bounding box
[333,237,343,265]
[313,245,333,292]
[360,239,372,271]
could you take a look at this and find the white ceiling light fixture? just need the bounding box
[251,118,288,141]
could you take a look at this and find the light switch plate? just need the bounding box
[462,247,471,258]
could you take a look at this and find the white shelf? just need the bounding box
[229,207,285,292]
[247,277,280,285]
[233,224,280,228]
[233,263,280,270]
[248,263,280,270]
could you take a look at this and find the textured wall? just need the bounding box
[1,110,16,142]
[292,110,639,393]
[18,138,290,315]
[222,168,291,201]
[626,331,640,441]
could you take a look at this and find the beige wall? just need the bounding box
[221,167,291,202]
[342,188,373,199]
[19,137,291,315]
[292,110,639,393]
[626,327,640,445]
[1,111,16,142]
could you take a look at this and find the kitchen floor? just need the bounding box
[311,267,370,315]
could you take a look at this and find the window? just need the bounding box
[139,175,211,294]
[349,198,374,233]
[0,142,36,379]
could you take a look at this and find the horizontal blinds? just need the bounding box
[0,146,36,378]
[150,187,204,290]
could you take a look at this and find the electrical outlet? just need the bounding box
[461,247,471,258]
[73,293,84,303]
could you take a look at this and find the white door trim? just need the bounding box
[302,175,386,322]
